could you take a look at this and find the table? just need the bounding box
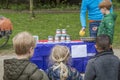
[30,41,96,73]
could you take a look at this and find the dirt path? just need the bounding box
[0,49,119,80]
[0,54,16,80]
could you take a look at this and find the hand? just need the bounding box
[81,28,85,31]
[79,28,85,36]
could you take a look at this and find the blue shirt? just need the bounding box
[80,0,112,28]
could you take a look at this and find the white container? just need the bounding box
[54,36,60,42]
[61,29,67,36]
[60,36,66,42]
[48,36,53,42]
[56,29,61,37]
[33,35,39,43]
[66,35,71,42]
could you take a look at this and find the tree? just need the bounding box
[56,0,60,5]
[30,0,35,18]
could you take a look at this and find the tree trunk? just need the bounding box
[30,0,35,18]
[56,0,60,5]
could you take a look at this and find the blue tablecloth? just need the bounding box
[30,41,96,73]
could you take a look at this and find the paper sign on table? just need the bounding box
[71,45,87,58]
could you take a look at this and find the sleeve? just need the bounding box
[80,0,87,28]
[30,69,49,80]
[104,18,114,43]
[118,61,120,80]
[40,69,50,80]
[46,68,53,80]
[97,20,105,36]
[70,67,83,80]
[84,60,96,80]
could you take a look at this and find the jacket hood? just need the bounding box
[4,59,29,80]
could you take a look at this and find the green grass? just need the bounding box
[0,10,120,50]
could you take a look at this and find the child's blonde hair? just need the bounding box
[99,0,112,10]
[12,31,36,55]
[50,45,70,80]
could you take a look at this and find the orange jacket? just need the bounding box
[0,17,13,31]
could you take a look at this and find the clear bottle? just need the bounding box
[56,29,61,37]
[61,29,67,36]
[66,35,71,42]
[33,35,39,43]
[48,36,53,43]
[54,36,60,42]
[60,36,66,42]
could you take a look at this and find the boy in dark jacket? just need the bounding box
[97,0,117,44]
[3,31,49,80]
[84,34,120,80]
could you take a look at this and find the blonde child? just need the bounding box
[46,45,82,80]
[3,31,49,80]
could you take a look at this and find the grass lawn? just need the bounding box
[0,10,120,51]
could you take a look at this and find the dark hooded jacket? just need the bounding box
[3,58,49,80]
[97,13,117,44]
[84,51,120,80]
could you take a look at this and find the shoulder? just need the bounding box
[25,62,38,71]
[68,66,83,79]
[26,62,45,74]
[86,57,99,67]
[110,54,120,62]
[105,13,117,20]
[46,66,61,80]
[68,66,80,76]
[92,53,119,63]
[47,66,60,75]
[24,62,48,80]
[88,58,96,64]
[46,66,54,75]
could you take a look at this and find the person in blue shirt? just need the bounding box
[80,0,112,37]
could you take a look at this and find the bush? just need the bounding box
[0,0,80,10]
[113,2,120,9]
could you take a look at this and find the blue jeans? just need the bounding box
[89,21,101,37]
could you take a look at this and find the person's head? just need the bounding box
[51,45,70,63]
[50,45,70,80]
[99,0,112,14]
[13,31,36,58]
[95,34,111,52]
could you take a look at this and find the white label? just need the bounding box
[71,45,87,58]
